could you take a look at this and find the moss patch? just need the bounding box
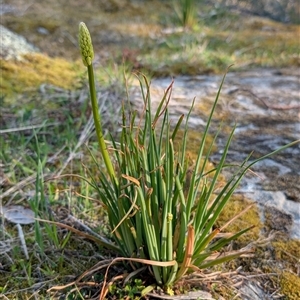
[217,195,262,245]
[272,239,300,273]
[1,53,81,99]
[273,239,300,260]
[280,271,300,299]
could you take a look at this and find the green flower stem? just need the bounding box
[79,22,117,184]
[87,63,117,184]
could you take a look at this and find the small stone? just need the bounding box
[37,27,49,35]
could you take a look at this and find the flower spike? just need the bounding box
[78,22,94,66]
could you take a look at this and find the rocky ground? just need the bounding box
[131,68,300,239]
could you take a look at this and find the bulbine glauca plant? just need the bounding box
[76,22,299,297]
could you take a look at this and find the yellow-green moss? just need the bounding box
[272,239,300,275]
[174,128,217,160]
[273,239,300,260]
[217,195,262,245]
[1,53,81,100]
[280,271,300,299]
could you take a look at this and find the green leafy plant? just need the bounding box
[175,0,199,28]
[78,22,299,295]
[109,278,145,299]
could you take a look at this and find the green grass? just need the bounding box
[0,83,124,298]
[139,13,299,76]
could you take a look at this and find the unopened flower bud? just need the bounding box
[78,22,94,66]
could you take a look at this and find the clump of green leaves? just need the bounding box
[109,279,145,299]
[175,0,199,28]
[78,22,299,294]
